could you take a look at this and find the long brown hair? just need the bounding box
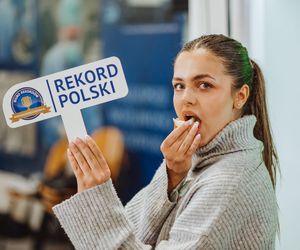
[179,34,279,188]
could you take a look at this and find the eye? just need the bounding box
[173,83,185,91]
[199,82,212,90]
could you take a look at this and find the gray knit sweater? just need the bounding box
[53,115,278,250]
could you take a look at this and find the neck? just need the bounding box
[193,115,262,169]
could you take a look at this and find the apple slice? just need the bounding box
[173,117,196,128]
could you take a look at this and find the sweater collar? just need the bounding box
[192,115,262,169]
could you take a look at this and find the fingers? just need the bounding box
[186,133,201,156]
[70,136,110,176]
[178,121,199,154]
[171,129,189,151]
[67,148,83,177]
[73,137,99,171]
[69,141,91,175]
[85,135,109,172]
[161,120,201,161]
[163,120,193,148]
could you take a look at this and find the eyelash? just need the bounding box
[198,82,212,89]
[173,83,184,90]
[173,82,212,91]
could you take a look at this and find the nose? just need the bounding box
[182,87,197,105]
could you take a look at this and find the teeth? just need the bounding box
[185,116,197,122]
[190,117,196,122]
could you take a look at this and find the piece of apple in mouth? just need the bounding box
[173,116,199,128]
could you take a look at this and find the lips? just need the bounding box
[181,111,201,123]
[173,111,202,133]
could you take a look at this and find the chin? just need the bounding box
[197,139,207,148]
[197,133,214,148]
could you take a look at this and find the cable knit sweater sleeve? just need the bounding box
[53,161,216,250]
[53,161,179,250]
[123,161,178,245]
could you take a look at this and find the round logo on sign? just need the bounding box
[11,87,45,121]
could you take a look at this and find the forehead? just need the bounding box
[174,49,226,79]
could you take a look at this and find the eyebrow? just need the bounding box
[173,74,216,82]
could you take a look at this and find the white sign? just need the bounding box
[2,57,128,141]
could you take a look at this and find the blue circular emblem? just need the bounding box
[11,87,44,120]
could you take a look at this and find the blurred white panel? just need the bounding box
[230,0,264,64]
[188,0,208,40]
[208,0,228,35]
[188,0,228,40]
[249,0,265,64]
[230,0,250,48]
[127,0,168,7]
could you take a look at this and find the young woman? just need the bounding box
[53,34,279,249]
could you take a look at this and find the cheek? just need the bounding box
[173,94,181,116]
[200,94,234,138]
[203,92,233,117]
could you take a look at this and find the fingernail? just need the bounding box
[193,121,199,128]
[85,134,91,140]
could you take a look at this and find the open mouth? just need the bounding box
[184,115,198,122]
[173,112,202,129]
[183,112,202,133]
[183,113,201,123]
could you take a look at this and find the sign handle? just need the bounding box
[61,109,87,142]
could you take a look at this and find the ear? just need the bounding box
[233,84,250,109]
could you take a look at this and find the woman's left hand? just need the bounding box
[67,135,111,193]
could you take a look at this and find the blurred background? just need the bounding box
[0,0,299,249]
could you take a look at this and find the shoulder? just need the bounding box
[181,149,277,222]
[180,149,273,216]
[174,151,277,241]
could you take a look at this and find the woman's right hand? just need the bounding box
[160,120,201,193]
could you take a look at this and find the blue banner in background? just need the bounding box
[101,0,184,186]
[0,0,39,72]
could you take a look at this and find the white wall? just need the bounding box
[188,0,228,40]
[187,1,299,247]
[264,0,300,249]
